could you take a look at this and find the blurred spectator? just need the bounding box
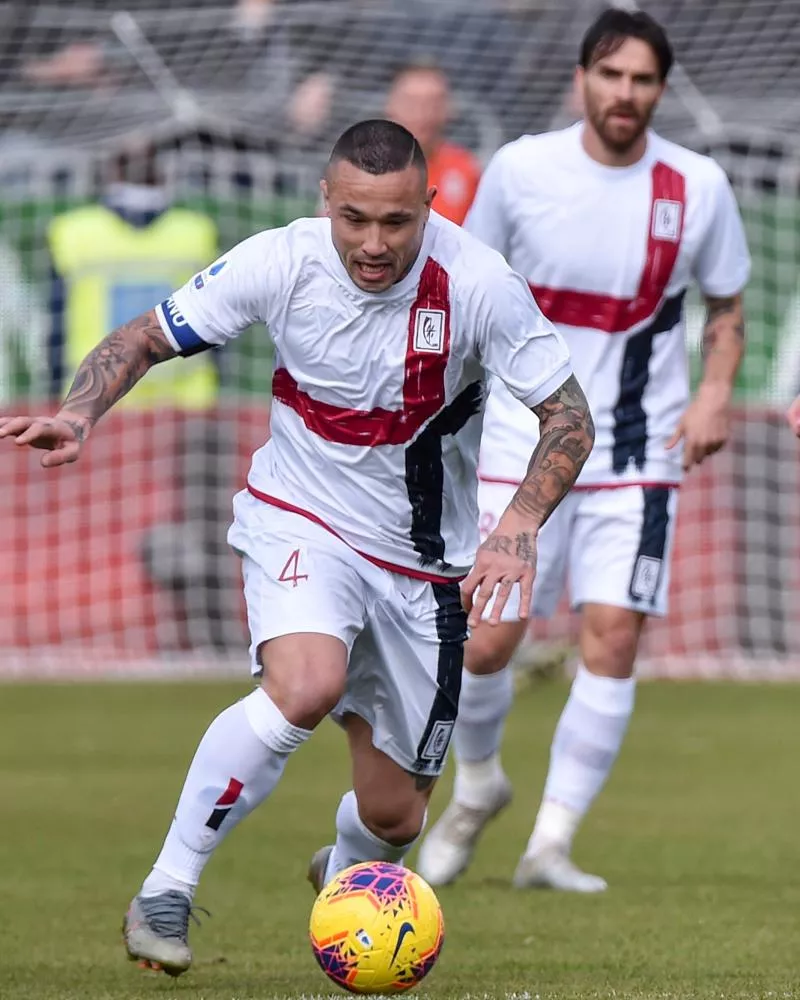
[0,240,48,404]
[46,142,243,652]
[384,61,481,225]
[22,42,110,89]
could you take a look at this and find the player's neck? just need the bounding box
[581,125,648,169]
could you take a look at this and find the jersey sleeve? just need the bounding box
[462,147,512,257]
[155,228,287,354]
[475,263,573,408]
[692,168,752,297]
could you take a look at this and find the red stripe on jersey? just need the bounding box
[246,484,466,584]
[216,777,244,807]
[530,161,686,334]
[403,257,451,420]
[271,258,451,446]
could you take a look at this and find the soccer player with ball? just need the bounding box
[0,119,593,975]
[418,7,751,894]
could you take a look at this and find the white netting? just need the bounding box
[1,0,799,677]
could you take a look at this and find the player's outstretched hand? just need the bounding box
[0,415,86,467]
[787,395,800,438]
[461,517,538,629]
[666,382,731,471]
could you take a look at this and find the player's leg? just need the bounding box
[125,496,366,974]
[515,485,677,892]
[309,714,434,891]
[416,485,571,887]
[311,575,467,889]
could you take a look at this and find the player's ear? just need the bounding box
[320,178,331,217]
[572,66,586,115]
[425,185,437,211]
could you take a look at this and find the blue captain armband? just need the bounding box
[157,297,210,356]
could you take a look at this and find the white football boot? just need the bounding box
[416,776,513,886]
[512,845,607,893]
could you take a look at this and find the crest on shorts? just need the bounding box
[630,555,662,602]
[651,200,682,242]
[420,720,454,763]
[413,309,446,353]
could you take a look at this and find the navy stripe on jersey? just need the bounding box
[413,581,468,774]
[158,297,209,355]
[628,486,671,606]
[611,291,685,474]
[405,380,484,569]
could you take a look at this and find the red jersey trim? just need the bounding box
[530,161,687,334]
[246,484,466,584]
[271,257,451,446]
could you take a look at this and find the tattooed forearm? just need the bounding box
[57,309,177,428]
[701,294,745,358]
[700,293,745,386]
[510,374,594,527]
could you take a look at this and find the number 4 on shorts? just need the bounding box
[278,548,308,588]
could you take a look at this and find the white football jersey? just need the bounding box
[155,213,571,579]
[470,123,751,487]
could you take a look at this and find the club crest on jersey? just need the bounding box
[651,200,682,242]
[413,309,446,353]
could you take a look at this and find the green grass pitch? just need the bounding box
[1,679,799,999]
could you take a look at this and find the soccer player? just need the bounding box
[417,8,751,892]
[0,120,593,974]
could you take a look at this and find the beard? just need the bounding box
[586,100,652,154]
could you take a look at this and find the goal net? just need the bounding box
[1,0,799,678]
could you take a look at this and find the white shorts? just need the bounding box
[228,490,467,777]
[477,479,679,622]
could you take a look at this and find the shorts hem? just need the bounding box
[249,624,352,674]
[329,703,447,778]
[571,596,668,618]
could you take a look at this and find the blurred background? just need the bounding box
[1,0,799,680]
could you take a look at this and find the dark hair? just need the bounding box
[580,8,673,82]
[328,119,427,178]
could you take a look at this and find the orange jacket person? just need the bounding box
[385,61,481,225]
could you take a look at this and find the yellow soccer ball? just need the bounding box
[309,861,445,994]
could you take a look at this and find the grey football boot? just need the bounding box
[123,890,207,976]
[307,845,334,894]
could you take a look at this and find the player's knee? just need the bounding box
[582,612,642,677]
[358,795,427,847]
[464,620,527,675]
[259,642,345,729]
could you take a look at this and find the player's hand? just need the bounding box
[461,516,538,629]
[666,382,731,471]
[787,396,800,438]
[0,414,87,467]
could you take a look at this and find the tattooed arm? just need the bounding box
[511,373,594,527]
[699,293,745,387]
[462,375,594,627]
[667,293,745,470]
[0,309,178,466]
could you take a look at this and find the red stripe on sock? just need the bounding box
[215,777,244,807]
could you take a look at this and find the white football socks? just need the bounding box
[527,664,636,856]
[323,790,425,884]
[452,668,514,808]
[140,688,312,900]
